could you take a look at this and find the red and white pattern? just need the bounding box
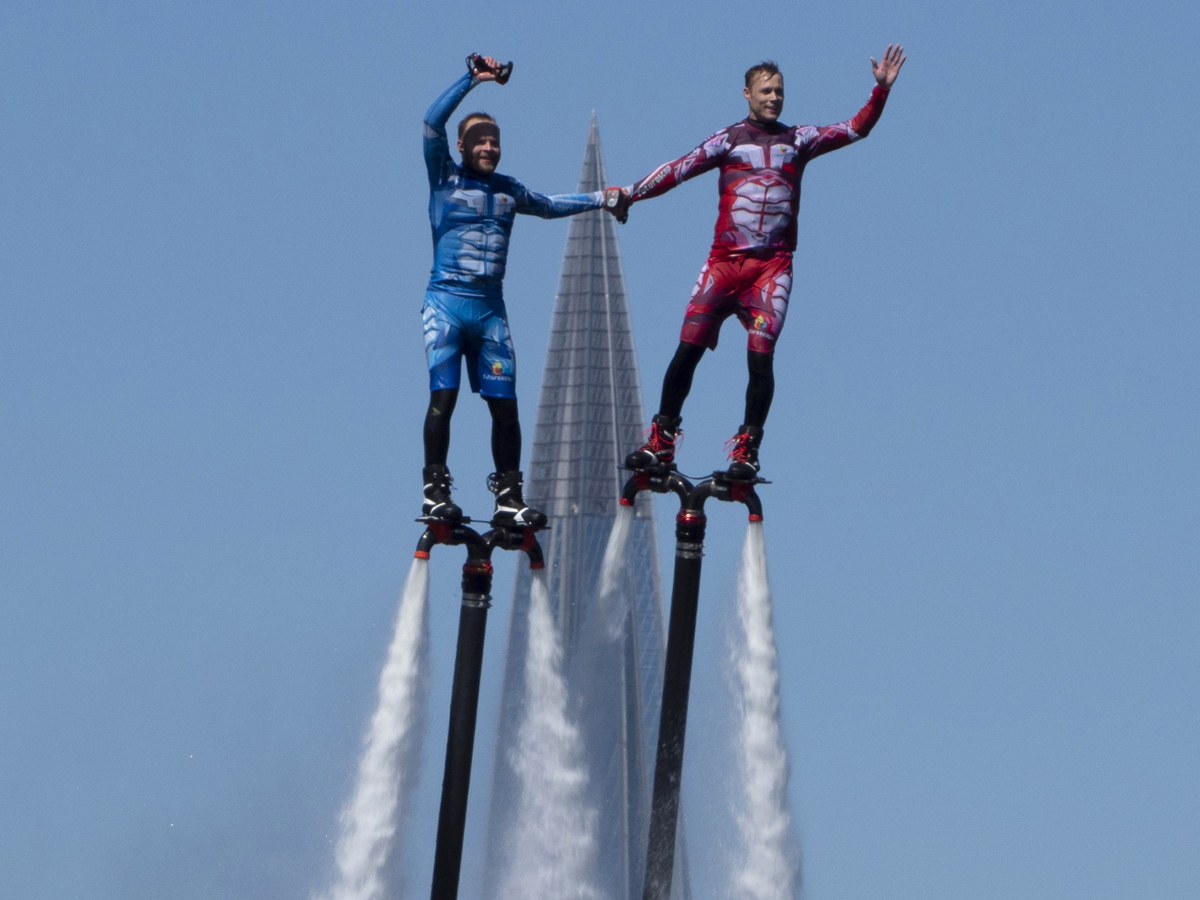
[681,252,793,354]
[628,85,889,256]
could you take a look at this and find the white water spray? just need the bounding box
[598,503,635,639]
[321,558,431,900]
[498,568,601,900]
[729,522,800,900]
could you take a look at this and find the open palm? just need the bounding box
[871,44,906,89]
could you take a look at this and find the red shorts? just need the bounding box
[680,251,793,354]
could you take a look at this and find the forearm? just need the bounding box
[520,190,604,219]
[628,132,725,203]
[848,84,889,138]
[628,160,679,203]
[804,84,890,159]
[423,71,476,132]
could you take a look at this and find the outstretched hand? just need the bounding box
[604,187,631,224]
[871,44,906,89]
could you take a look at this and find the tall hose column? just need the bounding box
[423,525,545,900]
[429,552,493,900]
[641,505,707,900]
[632,473,764,900]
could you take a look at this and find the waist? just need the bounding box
[708,245,793,262]
[428,271,504,298]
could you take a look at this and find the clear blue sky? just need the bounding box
[2,1,1197,898]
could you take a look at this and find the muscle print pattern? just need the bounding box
[628,84,889,256]
[423,72,603,299]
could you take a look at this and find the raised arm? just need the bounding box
[799,44,905,160]
[626,128,731,204]
[423,71,477,186]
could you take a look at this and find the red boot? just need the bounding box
[625,414,682,471]
[724,425,763,480]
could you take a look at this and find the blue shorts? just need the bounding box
[422,290,517,399]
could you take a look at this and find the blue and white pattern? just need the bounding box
[424,72,603,300]
[422,289,517,398]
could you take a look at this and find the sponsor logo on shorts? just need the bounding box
[749,312,775,341]
[483,359,512,384]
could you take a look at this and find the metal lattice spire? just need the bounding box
[482,116,690,900]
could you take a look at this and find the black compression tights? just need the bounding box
[423,388,521,472]
[658,342,706,419]
[657,342,774,428]
[485,395,522,472]
[743,349,774,428]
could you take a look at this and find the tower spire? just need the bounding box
[482,118,690,900]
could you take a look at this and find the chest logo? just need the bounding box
[770,144,797,167]
[493,193,516,217]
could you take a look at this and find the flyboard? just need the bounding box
[415,514,544,900]
[418,460,763,900]
[621,463,767,900]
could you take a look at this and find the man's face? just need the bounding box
[743,73,785,124]
[458,118,501,176]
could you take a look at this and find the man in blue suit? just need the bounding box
[420,55,622,526]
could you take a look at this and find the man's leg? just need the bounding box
[726,254,790,478]
[484,395,546,528]
[424,388,460,466]
[475,309,546,528]
[659,341,706,420]
[743,350,774,428]
[421,294,466,521]
[624,341,704,471]
[421,389,464,521]
[725,350,773,479]
[484,396,521,473]
[628,256,742,471]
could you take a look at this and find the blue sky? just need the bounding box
[2,1,1197,898]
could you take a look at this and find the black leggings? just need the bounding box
[424,389,522,472]
[658,342,774,428]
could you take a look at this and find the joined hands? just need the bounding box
[604,187,632,224]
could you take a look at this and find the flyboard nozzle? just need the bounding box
[743,492,764,521]
[480,523,546,570]
[416,523,447,558]
[521,530,545,569]
[621,468,694,508]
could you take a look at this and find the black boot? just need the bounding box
[488,470,547,529]
[422,464,462,523]
[725,425,763,480]
[625,414,682,471]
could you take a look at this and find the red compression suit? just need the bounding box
[628,85,889,353]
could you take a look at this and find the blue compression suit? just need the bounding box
[423,71,602,398]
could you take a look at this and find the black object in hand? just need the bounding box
[466,54,513,85]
